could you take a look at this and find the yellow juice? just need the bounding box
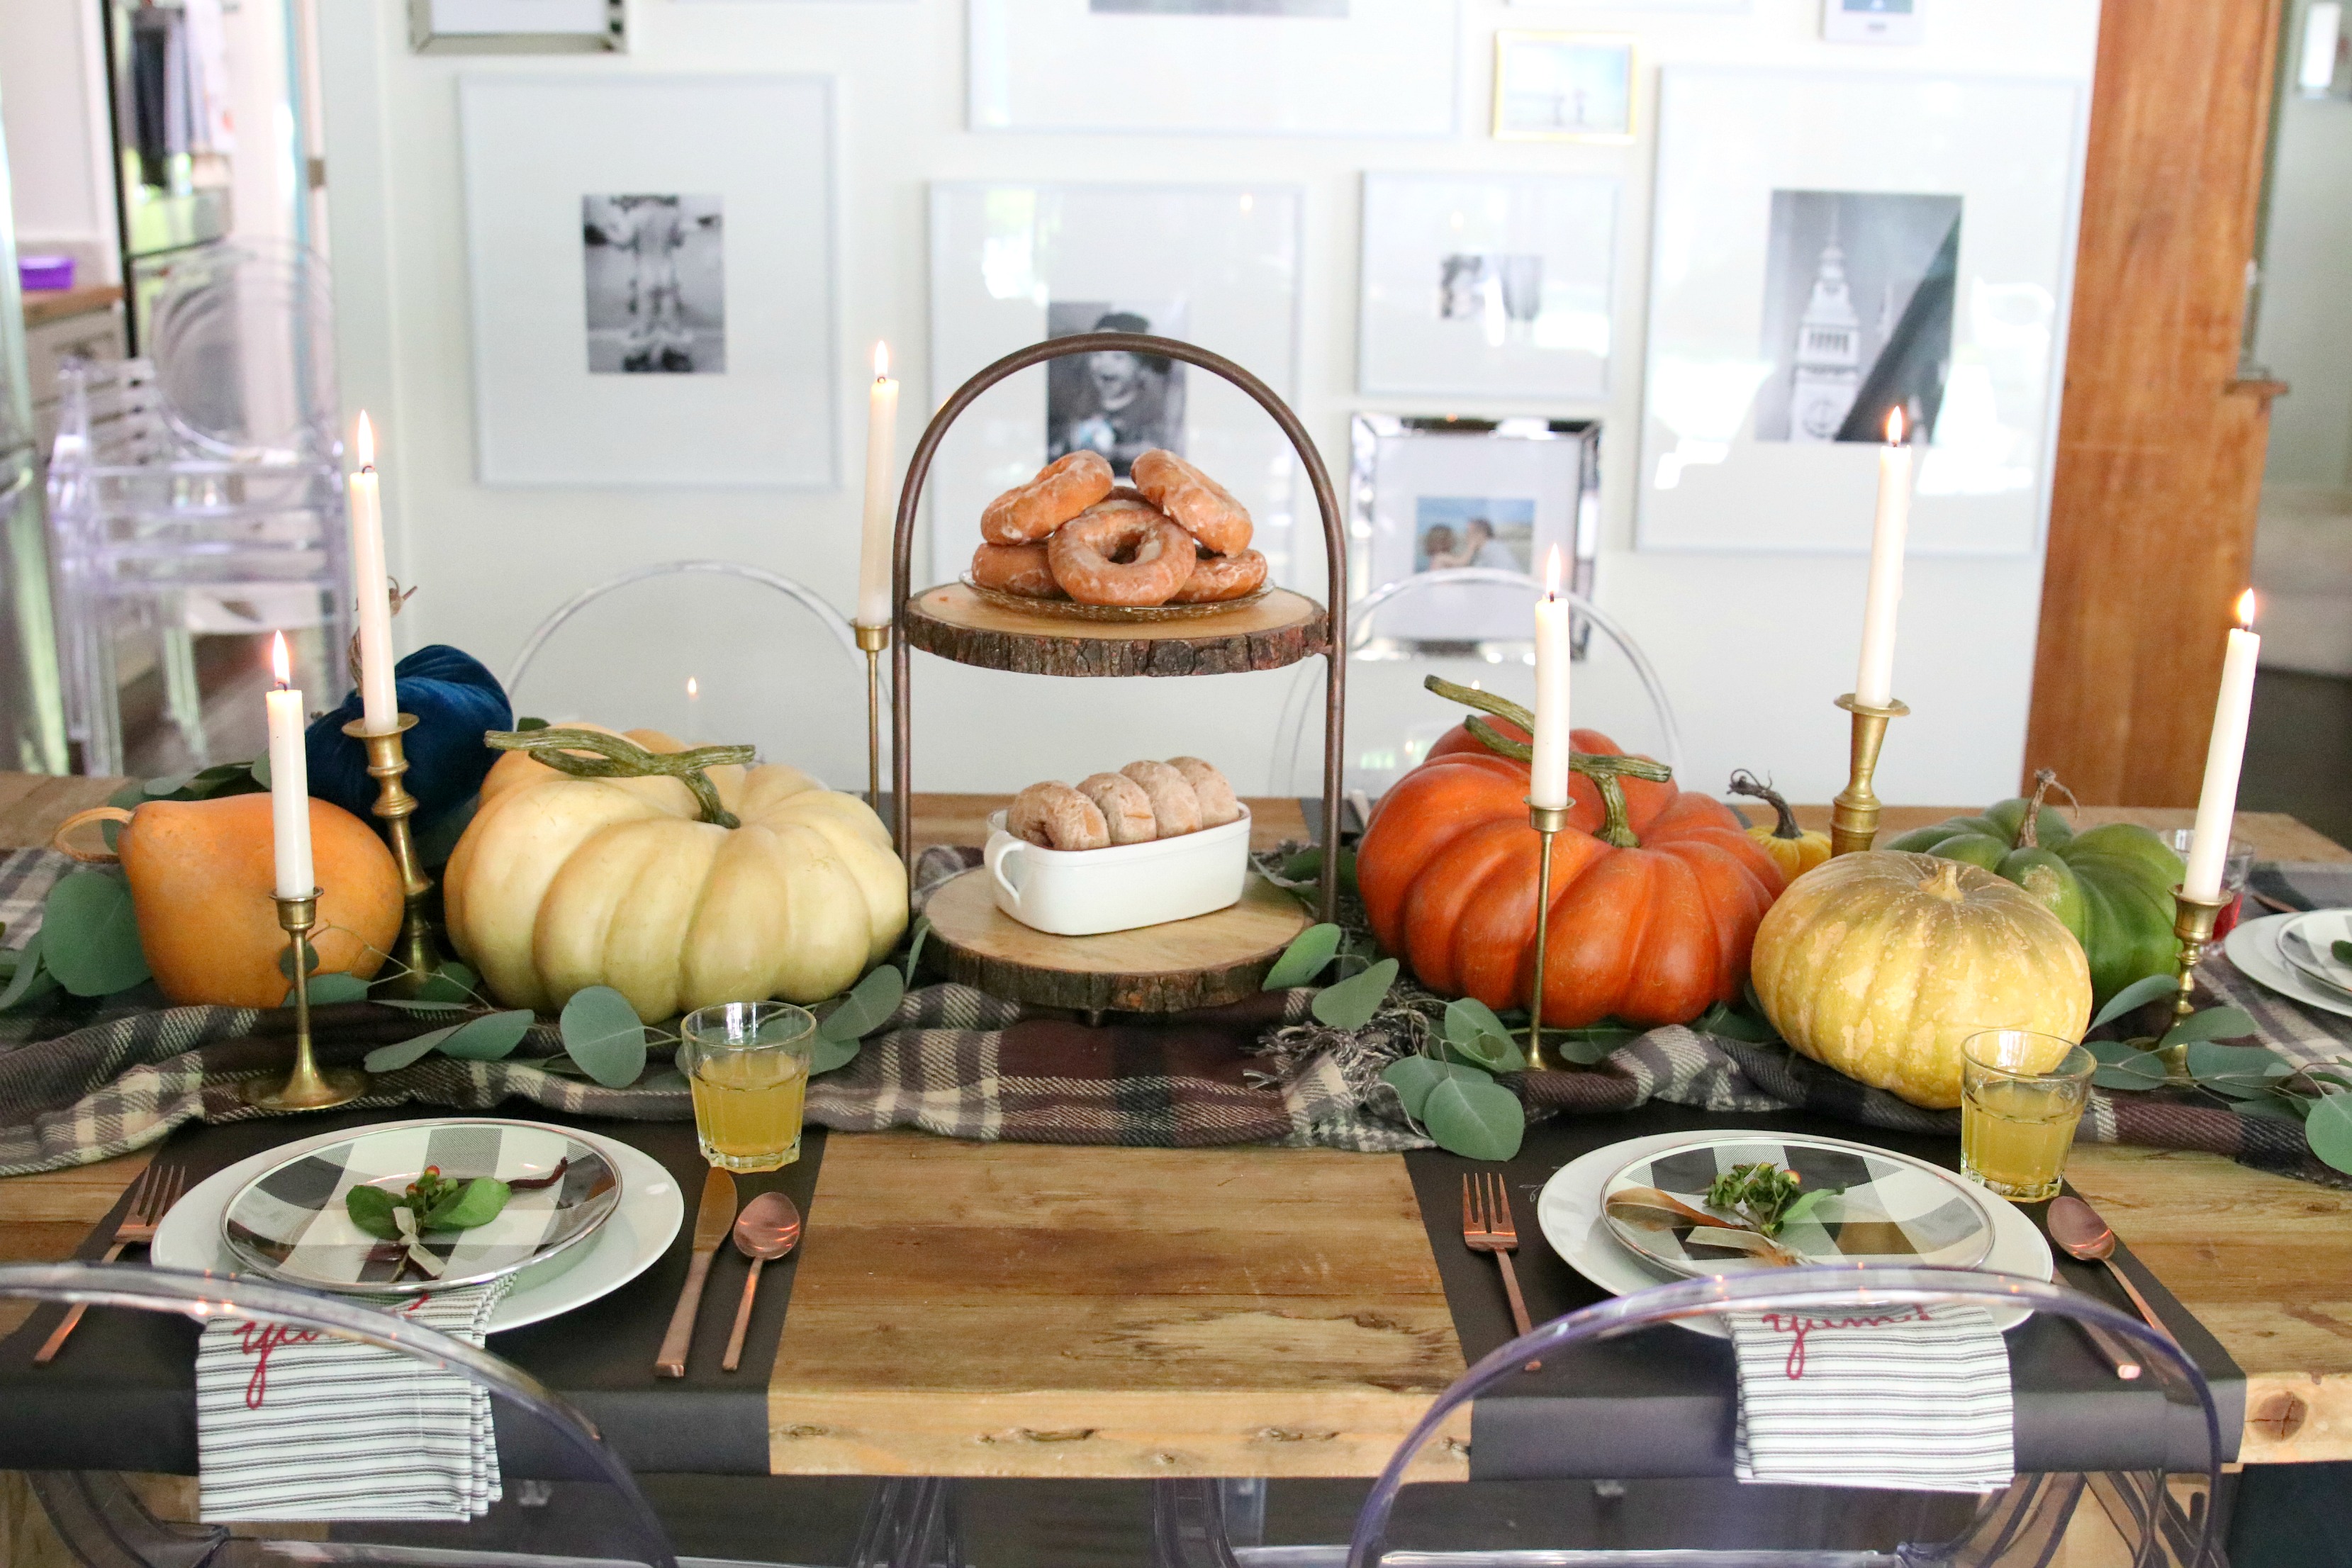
[690,1048,810,1172]
[1961,1077,2081,1201]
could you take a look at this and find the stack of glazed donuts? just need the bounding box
[969,449,1270,607]
[1008,756,1243,851]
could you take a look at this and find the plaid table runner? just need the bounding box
[1,848,2346,1188]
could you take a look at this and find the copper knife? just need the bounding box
[656,1167,738,1378]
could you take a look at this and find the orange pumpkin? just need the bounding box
[1360,704,1787,1029]
[116,794,403,1007]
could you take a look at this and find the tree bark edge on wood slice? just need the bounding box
[904,585,1330,678]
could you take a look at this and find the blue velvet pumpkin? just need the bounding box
[306,645,513,828]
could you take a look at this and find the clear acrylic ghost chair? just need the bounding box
[1276,1267,2219,1568]
[504,562,868,792]
[1267,570,1681,819]
[139,241,340,464]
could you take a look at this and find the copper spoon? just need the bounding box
[2047,1195,2173,1344]
[721,1191,802,1373]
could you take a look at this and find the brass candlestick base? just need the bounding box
[2162,884,2229,1084]
[1525,800,1574,1073]
[856,622,890,812]
[245,890,369,1111]
[343,714,441,997]
[1830,693,1911,856]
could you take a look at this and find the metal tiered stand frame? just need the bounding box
[888,334,1345,1017]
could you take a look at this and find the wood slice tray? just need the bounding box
[903,583,1328,678]
[923,868,1314,1015]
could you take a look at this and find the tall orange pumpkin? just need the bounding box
[1358,690,1786,1029]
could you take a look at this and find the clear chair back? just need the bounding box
[140,241,338,462]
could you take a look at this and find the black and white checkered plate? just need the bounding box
[1601,1134,1997,1278]
[223,1120,622,1295]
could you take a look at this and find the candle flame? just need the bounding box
[355,412,375,469]
[873,342,890,381]
[2237,588,2258,629]
[1884,407,1905,446]
[270,631,291,688]
[1543,544,1563,600]
[686,676,699,699]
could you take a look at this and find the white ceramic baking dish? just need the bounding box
[984,807,1253,937]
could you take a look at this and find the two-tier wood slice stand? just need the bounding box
[889,332,1346,1017]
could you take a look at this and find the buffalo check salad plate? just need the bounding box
[223,1121,622,1294]
[1601,1134,1998,1278]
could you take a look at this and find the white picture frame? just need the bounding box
[1636,67,2083,556]
[1508,0,1747,10]
[1492,32,1638,142]
[410,0,622,52]
[1358,172,1618,401]
[458,74,837,487]
[1822,0,1923,44]
[927,181,1304,588]
[968,0,1458,136]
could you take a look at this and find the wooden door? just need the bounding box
[2023,0,2287,805]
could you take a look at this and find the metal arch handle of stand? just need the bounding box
[888,332,1348,926]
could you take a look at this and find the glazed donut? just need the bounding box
[1119,760,1202,838]
[1132,449,1253,556]
[1077,771,1158,845]
[970,542,1064,599]
[1166,756,1241,828]
[1007,781,1109,851]
[981,451,1114,545]
[1167,548,1267,605]
[1047,500,1199,607]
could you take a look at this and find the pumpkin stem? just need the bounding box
[486,727,755,829]
[1592,773,1638,849]
[1727,770,1802,840]
[2012,768,2079,851]
[1920,860,1966,902]
[50,806,131,864]
[1428,676,1672,789]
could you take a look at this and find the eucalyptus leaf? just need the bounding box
[1445,1029,1525,1074]
[434,1008,532,1063]
[1263,924,1344,991]
[2306,1094,2352,1175]
[1548,1025,1637,1067]
[639,1068,689,1093]
[559,987,646,1085]
[1692,1001,1776,1044]
[819,965,905,1043]
[412,962,481,1004]
[276,941,323,980]
[1311,957,1398,1031]
[2162,1007,2260,1048]
[0,934,53,1013]
[2236,1095,2310,1122]
[1381,1055,1487,1121]
[284,973,369,1007]
[516,715,551,731]
[248,752,271,789]
[2185,1041,2292,1081]
[364,1023,463,1074]
[2090,973,2181,1031]
[143,771,196,797]
[902,914,933,982]
[40,870,150,997]
[344,1184,401,1241]
[2200,1075,2292,1102]
[810,1034,861,1076]
[1277,846,1358,895]
[1781,1187,1839,1227]
[2335,940,2352,968]
[2085,1038,2148,1065]
[377,998,473,1013]
[1443,997,1511,1049]
[2091,1053,2168,1091]
[1422,1075,1526,1161]
[530,1053,595,1079]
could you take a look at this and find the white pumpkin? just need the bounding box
[443,727,907,1020]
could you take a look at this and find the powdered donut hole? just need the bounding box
[1007,781,1109,851]
[1119,759,1202,838]
[970,542,1064,599]
[1077,771,1158,845]
[1166,757,1241,828]
[1132,449,1253,556]
[980,451,1114,545]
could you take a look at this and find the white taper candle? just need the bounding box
[2185,590,2261,902]
[1854,408,1914,710]
[856,343,902,628]
[1530,547,1574,811]
[349,413,398,734]
[265,632,314,899]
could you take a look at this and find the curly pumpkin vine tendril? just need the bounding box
[1726,769,1804,842]
[2011,767,2080,852]
[484,727,755,829]
[1422,675,1671,849]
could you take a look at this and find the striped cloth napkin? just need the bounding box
[195,1278,514,1522]
[1726,1301,2014,1492]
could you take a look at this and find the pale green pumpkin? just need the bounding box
[1750,850,2091,1110]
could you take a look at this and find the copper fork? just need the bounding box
[1462,1171,1540,1372]
[35,1161,186,1364]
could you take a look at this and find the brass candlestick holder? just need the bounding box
[2163,884,2230,1084]
[856,622,889,812]
[1829,693,1911,856]
[342,713,441,996]
[1524,800,1573,1073]
[245,890,369,1110]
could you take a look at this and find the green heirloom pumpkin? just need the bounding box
[1883,772,2181,1007]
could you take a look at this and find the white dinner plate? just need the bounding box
[155,1118,683,1333]
[1537,1127,2055,1340]
[2277,910,2352,997]
[2224,912,2352,1021]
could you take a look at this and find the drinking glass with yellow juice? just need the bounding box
[1960,1029,2095,1203]
[681,1002,817,1172]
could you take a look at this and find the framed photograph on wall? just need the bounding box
[458,74,836,486]
[1357,172,1617,400]
[410,0,622,52]
[1492,32,1637,142]
[929,182,1304,587]
[968,0,1458,136]
[1636,67,2082,556]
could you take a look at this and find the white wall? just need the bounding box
[2257,0,2352,491]
[0,0,119,279]
[319,0,2100,808]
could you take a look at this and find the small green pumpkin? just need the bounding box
[1883,771,2182,1007]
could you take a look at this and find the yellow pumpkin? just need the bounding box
[442,726,908,1021]
[1749,850,2091,1109]
[1727,770,1832,880]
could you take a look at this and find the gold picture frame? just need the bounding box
[1491,31,1640,143]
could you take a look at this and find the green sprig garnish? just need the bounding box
[345,1164,512,1241]
[1704,1162,1840,1238]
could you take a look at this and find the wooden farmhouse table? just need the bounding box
[0,773,2347,1478]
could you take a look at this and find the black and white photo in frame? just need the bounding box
[1492,32,1637,141]
[459,74,836,486]
[1359,172,1617,399]
[1637,67,2081,556]
[929,181,1302,588]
